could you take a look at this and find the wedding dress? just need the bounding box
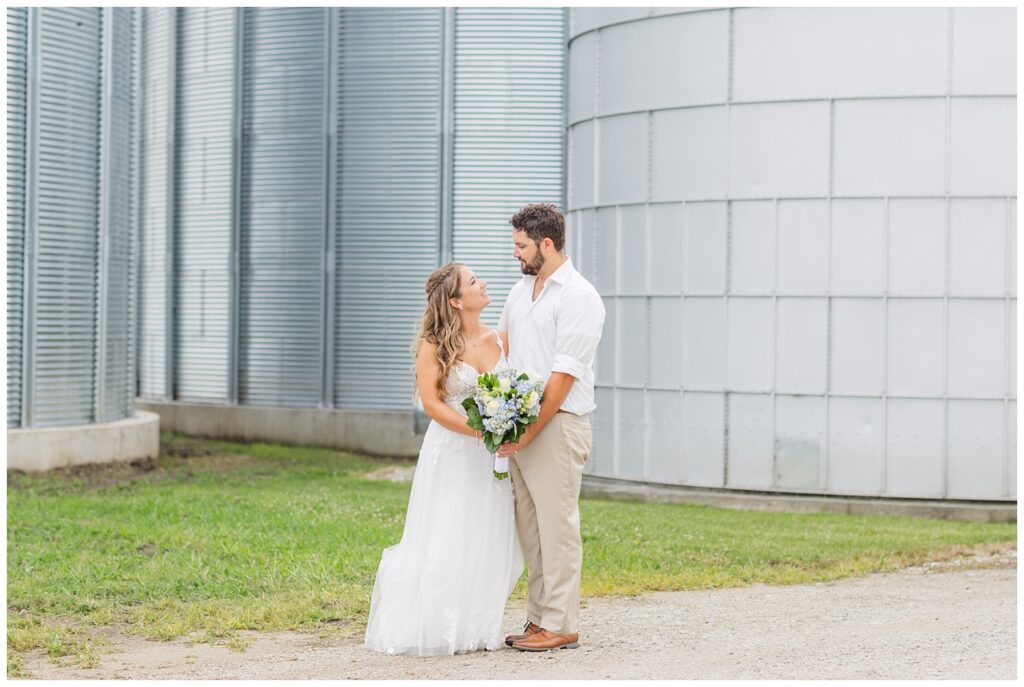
[364,335,524,655]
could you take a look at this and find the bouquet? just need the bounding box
[462,369,544,479]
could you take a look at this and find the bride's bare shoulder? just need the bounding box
[416,338,441,364]
[415,338,444,386]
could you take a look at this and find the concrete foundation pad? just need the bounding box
[582,475,1017,523]
[7,411,161,472]
[132,400,1016,522]
[135,400,425,457]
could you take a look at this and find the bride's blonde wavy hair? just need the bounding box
[412,262,464,402]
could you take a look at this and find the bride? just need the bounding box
[364,262,524,655]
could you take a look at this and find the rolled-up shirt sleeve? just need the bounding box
[550,288,605,380]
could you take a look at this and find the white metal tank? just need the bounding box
[567,7,1016,501]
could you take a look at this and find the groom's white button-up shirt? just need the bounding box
[498,257,606,416]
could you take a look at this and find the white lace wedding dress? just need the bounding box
[364,337,524,656]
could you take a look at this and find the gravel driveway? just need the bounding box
[20,549,1016,680]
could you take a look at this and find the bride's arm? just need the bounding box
[416,339,483,439]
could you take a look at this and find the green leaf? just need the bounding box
[463,401,485,431]
[483,432,500,454]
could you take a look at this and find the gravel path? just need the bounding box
[20,550,1016,680]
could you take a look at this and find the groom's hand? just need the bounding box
[497,425,534,456]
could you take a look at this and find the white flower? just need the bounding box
[481,392,493,404]
[523,391,537,409]
[526,371,544,385]
[497,378,511,393]
[485,399,500,416]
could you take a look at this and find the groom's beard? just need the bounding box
[519,251,545,275]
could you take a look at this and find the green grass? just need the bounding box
[8,432,1015,675]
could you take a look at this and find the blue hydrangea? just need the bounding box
[470,367,543,443]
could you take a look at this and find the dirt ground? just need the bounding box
[18,548,1016,680]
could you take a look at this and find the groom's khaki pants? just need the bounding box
[509,411,592,636]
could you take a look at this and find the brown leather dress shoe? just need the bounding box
[511,628,579,651]
[504,620,542,647]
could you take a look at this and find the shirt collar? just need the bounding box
[546,256,574,286]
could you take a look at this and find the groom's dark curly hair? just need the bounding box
[509,203,565,252]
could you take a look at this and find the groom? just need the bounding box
[496,203,606,651]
